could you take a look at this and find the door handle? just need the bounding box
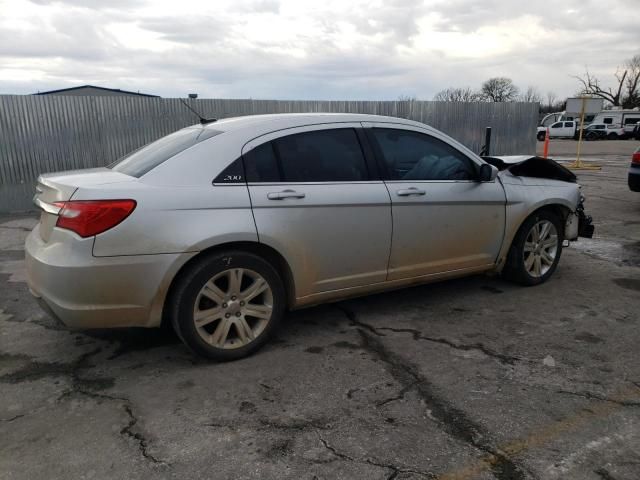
[267,189,306,200]
[396,188,426,196]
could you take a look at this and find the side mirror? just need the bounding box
[479,163,498,182]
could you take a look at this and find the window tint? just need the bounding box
[370,128,476,181]
[564,122,574,127]
[244,142,280,182]
[110,128,222,177]
[551,122,563,129]
[603,117,613,124]
[273,129,368,182]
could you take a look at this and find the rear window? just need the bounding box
[110,128,222,177]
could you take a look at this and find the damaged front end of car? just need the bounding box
[483,155,594,239]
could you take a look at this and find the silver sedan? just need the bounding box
[26,113,592,360]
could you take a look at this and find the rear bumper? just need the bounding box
[25,225,190,329]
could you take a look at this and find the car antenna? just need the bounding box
[179,99,217,125]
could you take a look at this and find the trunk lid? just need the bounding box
[33,168,136,242]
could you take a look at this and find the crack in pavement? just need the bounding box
[3,414,25,423]
[379,326,520,365]
[0,348,168,467]
[61,349,169,466]
[318,433,436,479]
[556,389,640,407]
[376,380,419,407]
[121,404,166,465]
[334,305,529,480]
[333,305,521,366]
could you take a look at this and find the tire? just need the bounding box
[502,210,564,286]
[170,251,286,360]
[585,132,596,141]
[537,132,546,142]
[607,133,617,140]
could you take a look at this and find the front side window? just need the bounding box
[370,128,476,181]
[110,128,222,178]
[551,122,563,129]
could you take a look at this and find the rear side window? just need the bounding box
[244,128,368,182]
[244,142,280,182]
[110,128,222,177]
[275,129,368,182]
[370,128,476,181]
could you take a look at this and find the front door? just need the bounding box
[243,124,392,298]
[364,124,506,280]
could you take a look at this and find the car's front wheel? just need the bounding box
[503,210,563,286]
[170,251,285,360]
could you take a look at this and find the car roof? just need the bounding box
[199,113,431,135]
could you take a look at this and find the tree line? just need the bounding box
[429,52,640,111]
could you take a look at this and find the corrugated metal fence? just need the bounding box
[0,95,538,212]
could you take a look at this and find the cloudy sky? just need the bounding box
[0,0,638,100]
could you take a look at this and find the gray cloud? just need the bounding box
[1,0,638,100]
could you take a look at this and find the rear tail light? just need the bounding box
[632,151,640,165]
[52,200,136,237]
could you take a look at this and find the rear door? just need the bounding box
[563,121,576,136]
[364,123,506,280]
[243,124,392,298]
[550,121,571,137]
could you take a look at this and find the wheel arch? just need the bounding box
[496,201,571,273]
[160,241,296,329]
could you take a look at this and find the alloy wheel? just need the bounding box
[523,220,558,278]
[193,268,273,349]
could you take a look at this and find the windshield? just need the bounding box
[110,128,222,177]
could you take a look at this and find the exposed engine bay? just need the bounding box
[482,155,577,183]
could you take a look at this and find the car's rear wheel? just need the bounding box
[607,132,618,140]
[170,251,285,360]
[502,211,563,286]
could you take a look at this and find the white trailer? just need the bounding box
[590,109,640,135]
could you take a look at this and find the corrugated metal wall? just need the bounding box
[0,95,538,212]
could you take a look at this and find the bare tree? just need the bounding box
[433,87,482,102]
[397,95,417,102]
[574,68,627,106]
[480,77,519,102]
[623,54,640,108]
[520,86,542,103]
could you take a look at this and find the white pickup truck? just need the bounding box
[537,121,577,141]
